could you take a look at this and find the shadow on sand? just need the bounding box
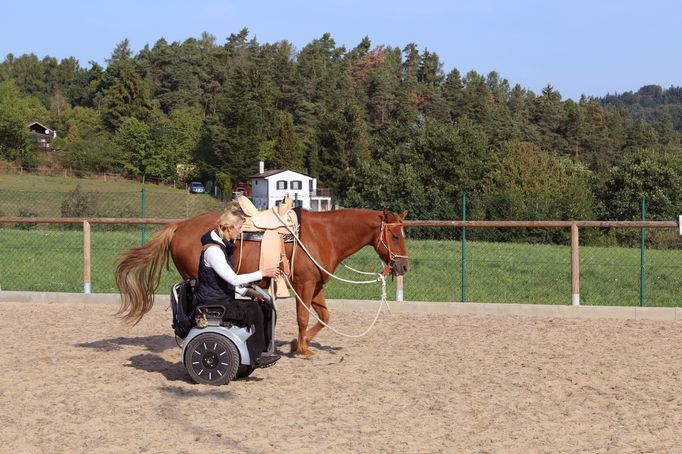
[76,334,178,353]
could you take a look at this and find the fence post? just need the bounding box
[640,195,646,307]
[571,223,580,306]
[83,220,91,294]
[461,193,467,303]
[140,187,146,246]
[396,275,404,302]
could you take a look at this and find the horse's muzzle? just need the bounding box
[391,258,409,276]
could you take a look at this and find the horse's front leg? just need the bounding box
[294,282,316,356]
[304,287,329,344]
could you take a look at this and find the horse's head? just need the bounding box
[375,208,409,276]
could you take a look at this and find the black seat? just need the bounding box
[196,301,251,329]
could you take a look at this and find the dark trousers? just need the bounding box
[217,299,275,366]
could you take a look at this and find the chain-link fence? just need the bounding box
[0,191,680,307]
[0,188,226,220]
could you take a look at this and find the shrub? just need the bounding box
[60,184,100,230]
[15,208,37,230]
[61,184,100,218]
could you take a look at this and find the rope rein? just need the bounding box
[271,209,399,338]
[272,210,386,285]
[281,272,391,338]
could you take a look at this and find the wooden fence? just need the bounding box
[1,216,680,303]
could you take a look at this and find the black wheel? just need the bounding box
[184,333,240,385]
[236,365,255,379]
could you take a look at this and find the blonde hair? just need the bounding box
[216,201,246,239]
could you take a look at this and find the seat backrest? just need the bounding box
[170,279,197,339]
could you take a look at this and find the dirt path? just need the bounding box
[0,301,680,453]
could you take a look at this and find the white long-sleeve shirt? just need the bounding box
[203,244,262,296]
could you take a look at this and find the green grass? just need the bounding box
[0,173,225,218]
[1,227,680,307]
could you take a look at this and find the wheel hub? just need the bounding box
[202,351,219,369]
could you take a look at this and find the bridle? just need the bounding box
[376,220,409,276]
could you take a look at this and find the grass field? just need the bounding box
[0,173,225,218]
[1,226,680,307]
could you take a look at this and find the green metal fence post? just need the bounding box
[140,187,146,247]
[640,195,646,307]
[461,193,467,303]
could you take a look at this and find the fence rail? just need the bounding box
[404,220,679,228]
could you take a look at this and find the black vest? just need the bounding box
[195,232,236,303]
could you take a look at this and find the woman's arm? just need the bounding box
[204,246,263,286]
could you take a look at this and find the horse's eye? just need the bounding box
[391,233,399,240]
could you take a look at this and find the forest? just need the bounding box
[1,28,681,227]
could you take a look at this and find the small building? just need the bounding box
[28,121,57,150]
[249,162,332,211]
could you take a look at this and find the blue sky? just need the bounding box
[2,0,680,100]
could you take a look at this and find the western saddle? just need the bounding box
[236,195,299,297]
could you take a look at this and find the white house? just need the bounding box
[249,162,332,211]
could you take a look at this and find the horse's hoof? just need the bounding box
[298,348,315,357]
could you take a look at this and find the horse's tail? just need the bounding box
[115,223,178,325]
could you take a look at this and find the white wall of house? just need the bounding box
[250,169,330,211]
[250,170,313,209]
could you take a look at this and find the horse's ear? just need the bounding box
[382,207,390,219]
[399,210,408,220]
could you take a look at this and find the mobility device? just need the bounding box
[171,281,275,386]
[182,306,254,385]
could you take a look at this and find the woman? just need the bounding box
[194,204,282,369]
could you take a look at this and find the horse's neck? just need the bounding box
[311,210,377,267]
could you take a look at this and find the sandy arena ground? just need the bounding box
[0,300,680,453]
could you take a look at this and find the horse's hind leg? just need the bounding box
[305,288,329,344]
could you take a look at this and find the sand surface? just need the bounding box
[0,300,680,453]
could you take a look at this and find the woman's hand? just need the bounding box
[261,267,281,278]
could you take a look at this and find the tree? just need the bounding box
[56,106,114,173]
[413,118,490,198]
[316,101,371,198]
[531,84,567,154]
[100,60,157,130]
[0,80,47,168]
[271,111,304,171]
[114,117,152,176]
[474,140,595,242]
[599,148,682,221]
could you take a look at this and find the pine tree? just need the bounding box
[272,111,304,172]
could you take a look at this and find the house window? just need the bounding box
[276,180,287,190]
[291,180,302,190]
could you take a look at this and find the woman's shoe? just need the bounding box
[255,353,281,368]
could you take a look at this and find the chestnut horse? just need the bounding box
[115,208,409,355]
